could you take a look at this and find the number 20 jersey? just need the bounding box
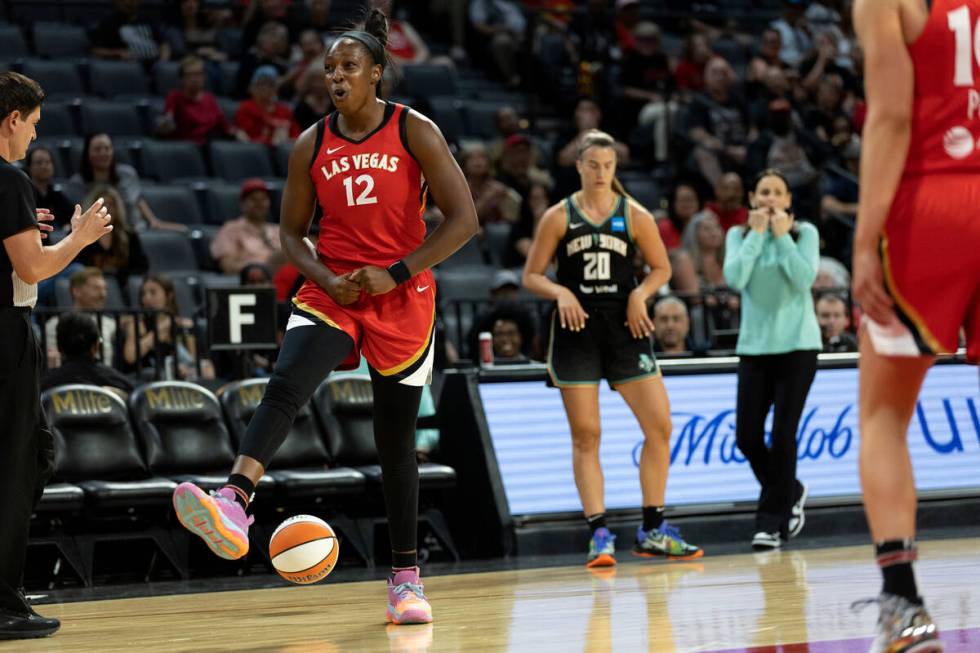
[905,0,980,176]
[309,102,427,273]
[554,193,637,308]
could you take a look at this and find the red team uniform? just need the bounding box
[881,0,980,362]
[293,102,436,382]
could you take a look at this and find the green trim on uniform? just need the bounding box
[623,196,636,245]
[546,311,600,387]
[610,369,662,387]
[569,192,623,230]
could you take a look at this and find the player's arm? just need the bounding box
[522,203,588,331]
[401,111,479,274]
[625,200,670,339]
[4,200,111,284]
[280,125,360,305]
[852,0,911,322]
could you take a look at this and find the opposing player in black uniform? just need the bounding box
[523,130,702,567]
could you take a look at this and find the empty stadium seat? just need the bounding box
[21,60,85,97]
[41,385,177,510]
[462,100,504,140]
[140,140,208,181]
[482,222,512,268]
[209,141,274,181]
[141,186,204,226]
[80,101,145,137]
[35,101,76,138]
[129,381,274,495]
[438,237,487,269]
[436,267,496,300]
[204,183,242,225]
[0,25,28,58]
[427,97,464,146]
[41,384,183,583]
[88,60,149,98]
[623,177,662,212]
[139,230,200,272]
[153,60,180,95]
[220,379,366,499]
[32,23,89,58]
[401,63,458,98]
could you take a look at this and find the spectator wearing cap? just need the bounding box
[210,179,282,274]
[815,292,857,353]
[486,106,545,172]
[688,57,752,187]
[159,55,247,145]
[235,65,301,145]
[490,269,521,301]
[621,21,674,163]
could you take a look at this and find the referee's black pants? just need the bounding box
[0,309,55,614]
[735,350,818,537]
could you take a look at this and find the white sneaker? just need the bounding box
[788,481,808,538]
[752,531,781,551]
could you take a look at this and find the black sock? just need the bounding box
[876,539,920,603]
[586,513,607,535]
[392,550,417,570]
[223,474,255,510]
[643,506,665,532]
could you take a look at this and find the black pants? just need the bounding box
[0,310,55,614]
[238,322,423,556]
[735,350,818,536]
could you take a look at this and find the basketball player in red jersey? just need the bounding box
[854,0,980,650]
[171,8,477,625]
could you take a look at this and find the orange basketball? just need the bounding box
[269,515,339,584]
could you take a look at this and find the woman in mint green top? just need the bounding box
[722,169,820,551]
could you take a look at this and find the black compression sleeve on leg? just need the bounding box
[238,324,354,467]
[369,367,423,559]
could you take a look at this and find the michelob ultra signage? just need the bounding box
[479,363,980,516]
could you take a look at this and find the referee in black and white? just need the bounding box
[0,72,111,641]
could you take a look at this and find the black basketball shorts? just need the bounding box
[546,305,660,387]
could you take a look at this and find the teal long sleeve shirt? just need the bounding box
[723,222,822,355]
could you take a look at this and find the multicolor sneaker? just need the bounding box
[633,522,703,560]
[586,527,617,568]
[386,567,433,625]
[172,483,254,560]
[855,593,943,653]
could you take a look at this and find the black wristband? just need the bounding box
[387,260,411,285]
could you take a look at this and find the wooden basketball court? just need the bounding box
[5,537,980,652]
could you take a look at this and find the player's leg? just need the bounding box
[617,377,702,560]
[173,323,354,559]
[734,355,778,549]
[764,350,817,540]
[368,367,432,625]
[559,385,615,568]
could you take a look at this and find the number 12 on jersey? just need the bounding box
[342,174,378,206]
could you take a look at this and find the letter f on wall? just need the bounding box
[229,294,256,344]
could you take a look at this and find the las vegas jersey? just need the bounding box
[904,0,980,176]
[309,102,427,272]
[554,193,637,307]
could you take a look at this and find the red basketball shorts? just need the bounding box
[290,268,436,385]
[877,175,980,363]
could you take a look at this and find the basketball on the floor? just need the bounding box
[269,515,339,584]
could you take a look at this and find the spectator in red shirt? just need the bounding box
[674,33,713,96]
[235,66,301,145]
[158,55,246,145]
[704,172,749,231]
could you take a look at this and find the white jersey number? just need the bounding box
[342,174,378,206]
[948,5,980,87]
[583,252,611,281]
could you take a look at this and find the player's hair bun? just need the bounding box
[364,8,389,48]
